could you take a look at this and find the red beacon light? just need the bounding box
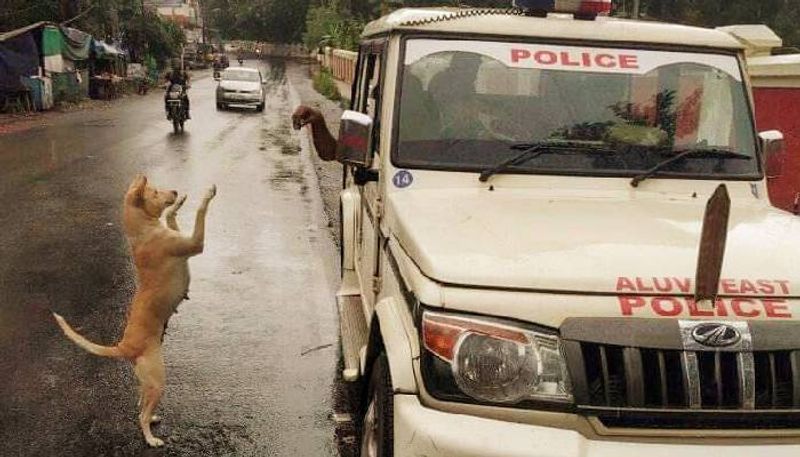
[513,0,613,19]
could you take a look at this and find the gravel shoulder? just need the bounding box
[286,61,347,244]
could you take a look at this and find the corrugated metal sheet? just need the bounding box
[363,8,744,50]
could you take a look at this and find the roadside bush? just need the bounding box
[313,68,341,102]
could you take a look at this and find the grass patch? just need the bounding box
[313,68,341,102]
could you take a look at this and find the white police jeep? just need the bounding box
[331,1,800,456]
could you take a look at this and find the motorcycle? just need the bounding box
[166,84,188,134]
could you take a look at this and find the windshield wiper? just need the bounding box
[478,140,613,183]
[630,147,753,188]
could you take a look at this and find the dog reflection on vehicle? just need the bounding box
[53,175,217,447]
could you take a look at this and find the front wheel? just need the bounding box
[173,118,180,134]
[360,353,393,457]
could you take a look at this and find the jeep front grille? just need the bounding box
[570,344,800,410]
[560,318,800,426]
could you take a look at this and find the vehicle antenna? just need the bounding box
[694,184,731,308]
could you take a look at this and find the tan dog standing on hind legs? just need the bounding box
[53,175,217,447]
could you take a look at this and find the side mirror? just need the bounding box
[759,130,785,178]
[337,110,374,167]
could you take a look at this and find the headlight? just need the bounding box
[422,311,572,405]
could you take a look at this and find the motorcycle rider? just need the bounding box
[164,60,191,119]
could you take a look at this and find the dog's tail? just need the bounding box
[53,313,124,358]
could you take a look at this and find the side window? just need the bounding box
[354,48,383,157]
[365,55,381,120]
[353,51,371,112]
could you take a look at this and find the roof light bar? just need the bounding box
[513,0,613,17]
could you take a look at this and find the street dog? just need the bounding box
[53,175,216,447]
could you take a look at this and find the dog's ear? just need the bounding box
[127,175,148,206]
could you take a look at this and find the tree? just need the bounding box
[122,10,186,65]
[202,0,311,43]
[638,0,800,46]
[0,0,61,31]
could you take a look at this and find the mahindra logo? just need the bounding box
[691,323,742,348]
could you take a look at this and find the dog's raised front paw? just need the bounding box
[172,195,187,211]
[204,185,217,201]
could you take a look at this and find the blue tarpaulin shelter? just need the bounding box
[0,22,43,90]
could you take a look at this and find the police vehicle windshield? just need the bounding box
[395,39,760,180]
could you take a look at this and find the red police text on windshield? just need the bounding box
[510,48,640,70]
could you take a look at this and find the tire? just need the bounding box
[173,118,180,134]
[179,120,185,132]
[256,103,264,112]
[359,353,393,457]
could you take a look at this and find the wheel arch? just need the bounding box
[362,298,417,395]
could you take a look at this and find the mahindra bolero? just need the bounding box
[327,3,800,456]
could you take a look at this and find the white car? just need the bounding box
[215,67,265,111]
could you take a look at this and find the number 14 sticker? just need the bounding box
[393,170,414,189]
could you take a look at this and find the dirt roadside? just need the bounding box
[286,61,347,244]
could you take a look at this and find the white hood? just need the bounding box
[388,188,800,297]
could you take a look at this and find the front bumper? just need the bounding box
[217,93,262,105]
[394,395,800,457]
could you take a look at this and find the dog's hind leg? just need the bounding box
[134,348,166,448]
[136,390,160,424]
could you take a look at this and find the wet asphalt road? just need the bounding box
[0,59,341,456]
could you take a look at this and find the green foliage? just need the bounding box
[0,0,62,32]
[313,67,341,101]
[303,2,364,51]
[122,11,186,67]
[202,0,311,43]
[0,0,183,68]
[616,0,800,46]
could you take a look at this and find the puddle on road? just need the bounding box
[256,73,308,198]
[280,144,300,156]
[270,160,306,189]
[265,58,288,86]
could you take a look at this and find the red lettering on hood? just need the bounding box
[616,277,792,296]
[616,296,793,319]
[619,296,646,316]
[616,277,637,292]
[764,299,791,318]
